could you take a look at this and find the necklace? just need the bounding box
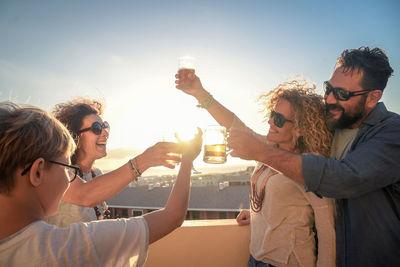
[250,165,277,213]
[79,169,112,220]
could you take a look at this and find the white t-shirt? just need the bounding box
[0,217,149,267]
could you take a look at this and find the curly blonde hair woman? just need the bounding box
[175,72,336,267]
[258,78,332,157]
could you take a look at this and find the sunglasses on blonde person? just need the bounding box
[270,110,293,128]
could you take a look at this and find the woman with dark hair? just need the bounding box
[45,98,186,227]
[0,101,201,266]
[175,73,336,267]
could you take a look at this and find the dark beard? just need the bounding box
[326,99,366,130]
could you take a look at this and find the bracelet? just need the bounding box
[134,158,142,176]
[196,93,214,109]
[128,158,141,181]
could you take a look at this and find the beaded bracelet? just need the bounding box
[196,93,214,109]
[128,158,141,181]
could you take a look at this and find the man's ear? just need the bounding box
[28,158,46,187]
[366,90,383,109]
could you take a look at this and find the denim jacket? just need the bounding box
[302,102,400,267]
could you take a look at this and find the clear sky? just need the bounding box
[1,0,399,172]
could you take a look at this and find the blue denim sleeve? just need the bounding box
[302,116,400,199]
[302,153,325,193]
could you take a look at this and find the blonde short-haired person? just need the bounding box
[0,102,202,266]
[175,73,336,267]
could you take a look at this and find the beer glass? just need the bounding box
[162,132,182,166]
[178,56,196,77]
[203,125,228,164]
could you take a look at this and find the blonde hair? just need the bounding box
[258,78,332,157]
[0,102,75,194]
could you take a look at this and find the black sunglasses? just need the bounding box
[78,121,110,135]
[324,81,371,101]
[270,110,293,128]
[21,160,80,183]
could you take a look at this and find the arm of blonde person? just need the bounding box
[143,128,202,244]
[62,142,181,207]
[307,193,336,267]
[176,68,305,186]
[175,72,267,143]
[175,72,237,129]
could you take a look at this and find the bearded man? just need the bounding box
[227,47,400,267]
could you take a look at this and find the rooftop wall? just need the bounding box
[144,219,250,267]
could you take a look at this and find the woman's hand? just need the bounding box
[175,71,207,100]
[236,209,250,226]
[181,127,203,163]
[136,142,182,172]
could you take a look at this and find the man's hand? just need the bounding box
[138,142,182,170]
[227,128,265,161]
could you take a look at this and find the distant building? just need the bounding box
[107,174,251,220]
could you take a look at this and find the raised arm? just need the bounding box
[175,72,238,129]
[143,128,202,244]
[62,142,182,207]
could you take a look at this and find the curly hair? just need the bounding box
[52,98,104,164]
[258,78,332,157]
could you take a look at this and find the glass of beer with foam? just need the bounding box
[178,56,196,78]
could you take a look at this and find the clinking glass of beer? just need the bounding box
[203,125,228,164]
[162,132,182,166]
[178,57,228,164]
[170,56,197,165]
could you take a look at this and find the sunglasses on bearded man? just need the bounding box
[78,121,110,135]
[323,81,371,101]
